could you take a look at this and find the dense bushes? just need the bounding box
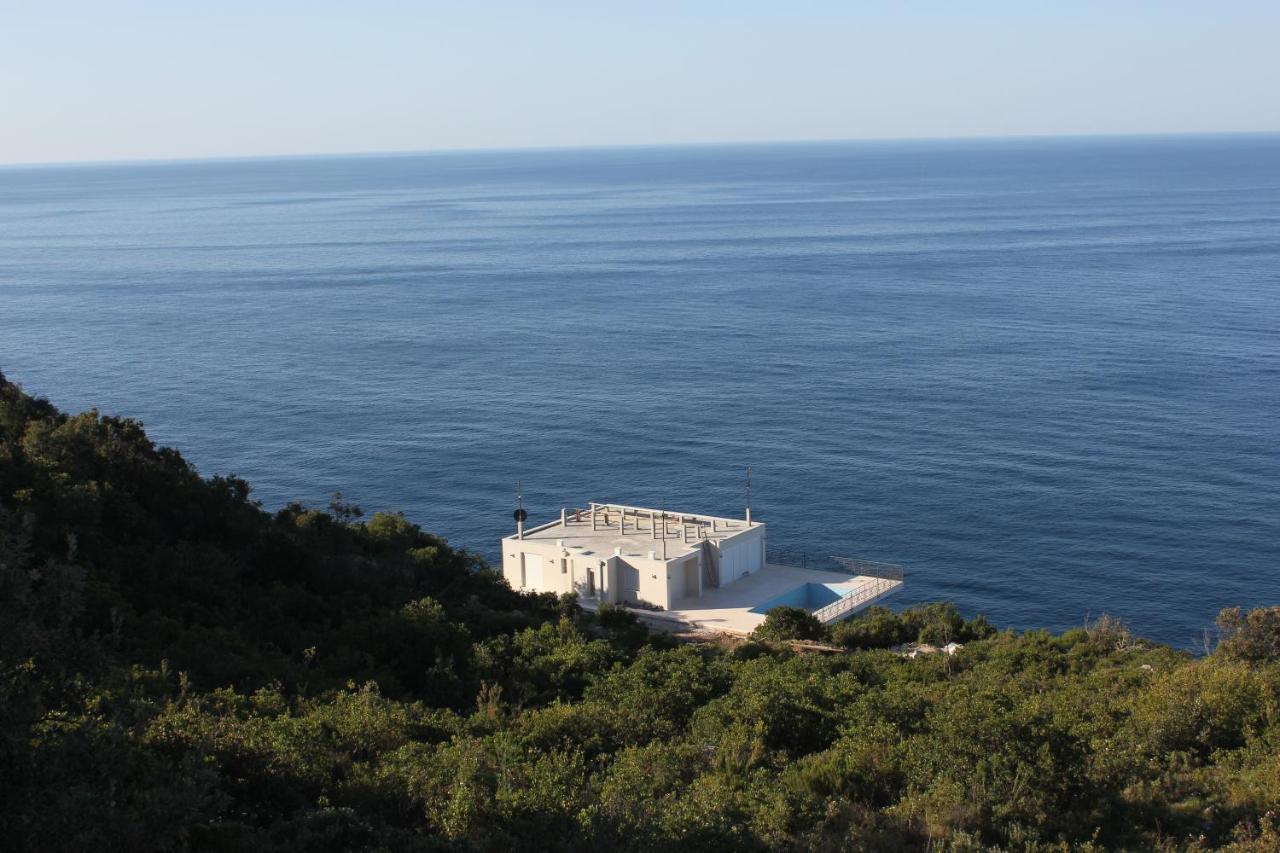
[830,603,997,650]
[750,601,998,648]
[3,370,1280,851]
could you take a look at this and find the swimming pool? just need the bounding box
[750,582,856,614]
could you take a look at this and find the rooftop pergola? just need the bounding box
[510,501,761,562]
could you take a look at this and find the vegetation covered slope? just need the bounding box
[1,370,1277,852]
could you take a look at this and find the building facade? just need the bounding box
[500,502,765,610]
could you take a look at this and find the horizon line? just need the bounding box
[3,127,1278,172]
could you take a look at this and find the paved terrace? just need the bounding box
[590,562,903,635]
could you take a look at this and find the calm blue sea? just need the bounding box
[2,136,1277,648]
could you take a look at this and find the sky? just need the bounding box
[2,1,1278,165]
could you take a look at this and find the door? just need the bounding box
[684,557,700,597]
[522,552,543,590]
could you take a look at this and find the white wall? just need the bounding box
[502,519,767,608]
[503,539,576,596]
[718,527,765,586]
[613,554,676,609]
[503,538,677,607]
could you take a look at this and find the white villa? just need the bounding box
[501,502,903,635]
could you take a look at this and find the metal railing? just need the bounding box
[829,556,904,581]
[810,575,902,623]
[766,548,904,582]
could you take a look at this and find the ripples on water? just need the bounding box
[2,136,1277,647]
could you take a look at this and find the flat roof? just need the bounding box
[502,502,762,563]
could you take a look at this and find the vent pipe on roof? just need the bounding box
[745,466,753,525]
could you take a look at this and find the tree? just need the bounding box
[1216,606,1280,662]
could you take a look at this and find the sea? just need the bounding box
[1,135,1277,649]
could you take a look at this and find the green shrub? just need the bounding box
[594,602,637,630]
[831,606,911,649]
[752,606,826,642]
[832,603,995,650]
[1217,606,1280,662]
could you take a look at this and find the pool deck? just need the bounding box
[600,562,902,635]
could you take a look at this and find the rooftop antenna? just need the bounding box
[514,480,528,540]
[745,466,753,525]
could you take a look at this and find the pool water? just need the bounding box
[750,582,856,614]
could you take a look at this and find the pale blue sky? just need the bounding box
[2,1,1277,165]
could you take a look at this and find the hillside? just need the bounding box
[1,370,1277,852]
